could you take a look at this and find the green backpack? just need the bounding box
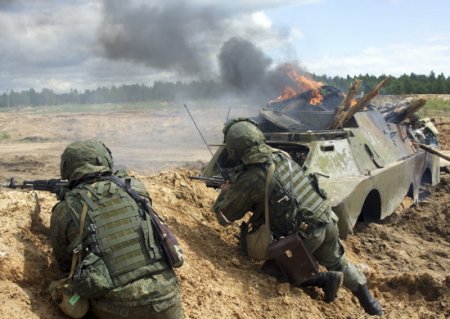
[66,177,168,299]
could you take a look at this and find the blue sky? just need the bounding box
[0,0,448,93]
[265,0,450,76]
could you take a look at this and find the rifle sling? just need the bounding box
[263,162,276,231]
[68,192,91,279]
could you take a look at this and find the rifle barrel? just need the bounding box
[4,178,68,193]
[189,175,225,188]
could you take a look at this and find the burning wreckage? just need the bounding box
[197,78,442,237]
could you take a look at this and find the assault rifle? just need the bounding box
[5,177,67,194]
[189,175,225,188]
[4,178,67,235]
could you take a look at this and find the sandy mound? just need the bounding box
[1,167,449,319]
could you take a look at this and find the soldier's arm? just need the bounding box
[50,201,78,273]
[213,170,264,226]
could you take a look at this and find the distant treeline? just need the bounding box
[313,71,450,96]
[1,71,449,107]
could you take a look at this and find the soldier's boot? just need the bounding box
[301,271,344,303]
[352,285,383,316]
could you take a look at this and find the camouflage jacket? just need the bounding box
[213,163,265,224]
[214,145,332,238]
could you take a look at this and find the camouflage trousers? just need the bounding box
[302,215,367,291]
[89,293,184,319]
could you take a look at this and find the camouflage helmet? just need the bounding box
[224,118,265,160]
[60,139,113,181]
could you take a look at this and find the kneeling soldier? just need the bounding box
[213,119,382,316]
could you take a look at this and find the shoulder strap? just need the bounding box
[102,175,145,206]
[68,192,91,279]
[263,162,276,229]
[286,156,297,209]
[272,148,292,159]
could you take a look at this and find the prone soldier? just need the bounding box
[49,139,184,319]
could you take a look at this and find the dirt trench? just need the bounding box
[0,108,449,319]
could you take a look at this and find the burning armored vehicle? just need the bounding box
[198,79,441,237]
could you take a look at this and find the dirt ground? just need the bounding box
[0,103,449,319]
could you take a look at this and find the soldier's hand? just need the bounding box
[221,180,231,191]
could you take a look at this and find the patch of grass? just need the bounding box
[0,131,10,140]
[420,98,450,118]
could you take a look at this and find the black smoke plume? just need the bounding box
[99,1,227,76]
[219,37,293,102]
[98,1,305,103]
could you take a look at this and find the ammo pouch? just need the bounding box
[246,222,273,260]
[267,233,319,285]
[71,252,114,299]
[49,278,89,319]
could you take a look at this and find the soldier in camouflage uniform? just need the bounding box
[213,119,382,316]
[50,140,184,319]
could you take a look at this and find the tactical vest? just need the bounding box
[266,152,330,237]
[66,177,168,292]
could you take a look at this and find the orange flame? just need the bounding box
[309,89,324,106]
[271,64,324,105]
[277,86,297,101]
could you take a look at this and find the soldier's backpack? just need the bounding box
[66,175,182,299]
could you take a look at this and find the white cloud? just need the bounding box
[187,0,320,11]
[304,39,450,76]
[0,1,103,92]
[251,11,272,29]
